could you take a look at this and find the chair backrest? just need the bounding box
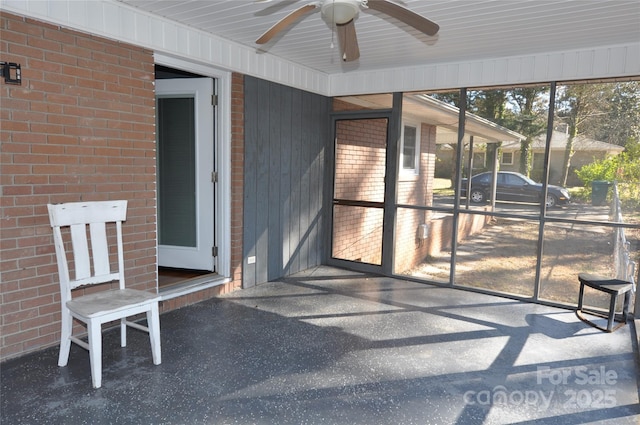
[48,201,128,302]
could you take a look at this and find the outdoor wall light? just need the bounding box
[1,62,22,85]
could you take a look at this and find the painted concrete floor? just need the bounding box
[2,266,639,425]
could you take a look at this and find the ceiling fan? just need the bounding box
[255,0,439,62]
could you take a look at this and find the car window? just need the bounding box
[505,174,525,186]
[474,174,490,184]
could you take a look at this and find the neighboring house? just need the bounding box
[500,129,625,186]
[438,129,624,186]
[1,0,638,362]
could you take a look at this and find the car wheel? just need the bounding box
[546,194,557,208]
[470,189,485,203]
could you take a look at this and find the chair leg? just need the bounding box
[147,303,161,365]
[607,294,617,332]
[622,291,631,322]
[120,318,127,348]
[58,310,73,367]
[87,320,103,388]
[577,282,585,311]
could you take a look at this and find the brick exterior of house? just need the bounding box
[0,12,243,360]
[330,98,488,273]
[331,108,452,272]
[394,124,438,273]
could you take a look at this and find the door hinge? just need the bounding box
[211,94,218,106]
[212,246,218,257]
[211,171,218,183]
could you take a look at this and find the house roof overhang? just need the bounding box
[338,93,525,145]
[501,131,627,152]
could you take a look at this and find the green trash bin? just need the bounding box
[591,180,610,206]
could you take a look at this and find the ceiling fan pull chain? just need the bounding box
[331,0,336,49]
[332,0,336,24]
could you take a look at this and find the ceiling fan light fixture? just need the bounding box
[321,0,360,25]
[256,0,439,62]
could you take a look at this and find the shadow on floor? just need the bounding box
[2,266,639,424]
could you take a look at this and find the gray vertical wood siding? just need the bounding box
[243,76,330,287]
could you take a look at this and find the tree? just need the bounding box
[432,88,549,178]
[593,82,640,146]
[472,90,508,172]
[430,91,469,182]
[431,82,639,188]
[555,83,615,186]
[508,87,548,177]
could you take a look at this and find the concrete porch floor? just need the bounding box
[2,266,639,424]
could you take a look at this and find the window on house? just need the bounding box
[502,151,513,165]
[533,152,545,168]
[401,122,420,174]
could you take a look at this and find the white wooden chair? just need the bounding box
[48,200,161,388]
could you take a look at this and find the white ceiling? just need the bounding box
[118,0,640,76]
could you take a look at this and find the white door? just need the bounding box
[155,78,215,271]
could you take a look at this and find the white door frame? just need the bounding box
[156,77,214,270]
[154,53,231,280]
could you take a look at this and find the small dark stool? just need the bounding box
[576,273,633,332]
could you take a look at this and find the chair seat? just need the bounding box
[578,273,633,295]
[576,273,633,332]
[67,289,160,319]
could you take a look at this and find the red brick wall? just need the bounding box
[230,73,244,288]
[394,124,438,272]
[0,12,157,359]
[0,12,243,360]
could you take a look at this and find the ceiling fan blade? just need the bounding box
[256,3,318,44]
[367,0,439,36]
[336,19,360,62]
